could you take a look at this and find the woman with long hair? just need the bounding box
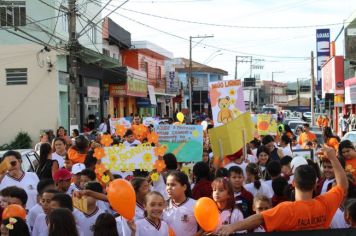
[324,127,340,150]
[67,135,89,164]
[48,208,78,236]
[56,126,72,147]
[36,143,59,180]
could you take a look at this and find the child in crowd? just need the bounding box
[123,129,141,147]
[131,177,150,220]
[163,171,197,236]
[264,161,282,193]
[67,163,86,195]
[252,195,272,232]
[93,213,120,236]
[27,179,55,231]
[0,186,27,209]
[53,168,72,194]
[280,156,294,184]
[215,168,229,178]
[245,163,273,198]
[224,149,248,176]
[228,166,253,218]
[345,199,356,228]
[280,134,293,157]
[48,208,79,236]
[211,178,244,234]
[316,158,336,196]
[79,169,96,189]
[80,182,106,236]
[192,161,212,200]
[128,191,169,236]
[1,217,30,236]
[271,177,289,207]
[32,189,59,236]
[64,154,73,172]
[256,146,271,180]
[339,140,356,182]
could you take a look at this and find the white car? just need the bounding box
[288,120,307,133]
[341,131,356,147]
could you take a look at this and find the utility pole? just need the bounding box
[189,35,213,123]
[234,56,253,82]
[297,78,300,107]
[311,51,315,126]
[68,0,79,127]
[234,56,238,80]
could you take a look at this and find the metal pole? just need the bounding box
[235,56,238,80]
[68,0,78,127]
[297,78,300,107]
[272,72,274,105]
[189,36,193,123]
[311,51,315,126]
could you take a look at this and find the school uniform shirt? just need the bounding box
[151,174,169,200]
[27,203,43,231]
[330,208,349,229]
[0,172,39,210]
[263,180,275,195]
[244,181,274,199]
[67,183,81,196]
[320,178,335,195]
[282,146,293,157]
[32,213,48,236]
[78,207,105,236]
[51,152,65,168]
[120,202,151,236]
[163,198,197,236]
[123,140,142,147]
[234,187,254,218]
[134,218,169,236]
[135,202,145,219]
[216,208,245,234]
[96,200,112,213]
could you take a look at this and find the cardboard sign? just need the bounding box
[209,112,255,157]
[73,196,88,214]
[109,118,132,134]
[156,125,203,162]
[209,81,246,127]
[257,114,278,136]
[101,143,158,172]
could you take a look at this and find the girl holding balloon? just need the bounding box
[163,171,198,236]
[212,177,244,234]
[128,191,169,236]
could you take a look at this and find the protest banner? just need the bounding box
[209,80,246,127]
[156,125,203,162]
[257,114,278,136]
[101,143,158,172]
[142,117,159,127]
[209,112,254,157]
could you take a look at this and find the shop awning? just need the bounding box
[80,47,119,68]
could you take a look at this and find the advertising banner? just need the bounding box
[316,29,330,93]
[208,80,246,127]
[321,56,345,98]
[156,125,203,162]
[345,77,356,105]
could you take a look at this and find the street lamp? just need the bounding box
[271,71,284,105]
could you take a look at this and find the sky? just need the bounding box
[101,0,356,82]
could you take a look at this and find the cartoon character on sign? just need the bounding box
[217,96,234,124]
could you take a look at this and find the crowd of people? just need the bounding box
[1,113,356,236]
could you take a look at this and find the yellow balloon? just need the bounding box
[177,112,184,123]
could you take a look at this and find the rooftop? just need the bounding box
[131,41,173,59]
[174,58,228,75]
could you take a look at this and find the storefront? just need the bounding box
[345,77,356,115]
[109,67,147,117]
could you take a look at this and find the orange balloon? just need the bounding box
[2,204,27,220]
[168,227,176,236]
[194,197,219,232]
[107,179,136,220]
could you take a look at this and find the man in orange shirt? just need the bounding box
[217,146,348,235]
[298,123,317,147]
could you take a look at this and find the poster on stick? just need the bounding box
[156,125,203,162]
[209,80,246,127]
[257,114,278,136]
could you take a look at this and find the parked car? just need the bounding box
[284,117,302,126]
[341,131,356,148]
[0,149,39,172]
[302,112,312,122]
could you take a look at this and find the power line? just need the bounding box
[47,0,65,44]
[77,15,101,54]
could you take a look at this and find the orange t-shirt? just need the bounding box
[322,118,329,128]
[298,132,317,145]
[327,137,339,151]
[345,158,356,182]
[317,118,323,127]
[261,186,344,232]
[67,147,87,164]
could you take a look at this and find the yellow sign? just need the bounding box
[208,112,255,157]
[257,114,277,135]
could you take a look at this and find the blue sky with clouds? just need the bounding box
[104,0,356,82]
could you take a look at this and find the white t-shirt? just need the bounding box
[163,198,197,236]
[27,203,43,231]
[123,140,142,147]
[134,218,169,236]
[331,208,349,229]
[78,207,105,236]
[321,178,335,195]
[151,174,168,201]
[0,172,39,210]
[32,213,48,236]
[282,146,293,157]
[51,152,65,168]
[263,180,275,196]
[244,181,274,199]
[120,202,147,236]
[67,183,81,196]
[216,208,245,234]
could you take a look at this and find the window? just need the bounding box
[6,68,27,85]
[0,1,26,27]
[88,23,97,44]
[102,48,110,56]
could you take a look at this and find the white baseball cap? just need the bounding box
[71,163,86,175]
[291,156,308,174]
